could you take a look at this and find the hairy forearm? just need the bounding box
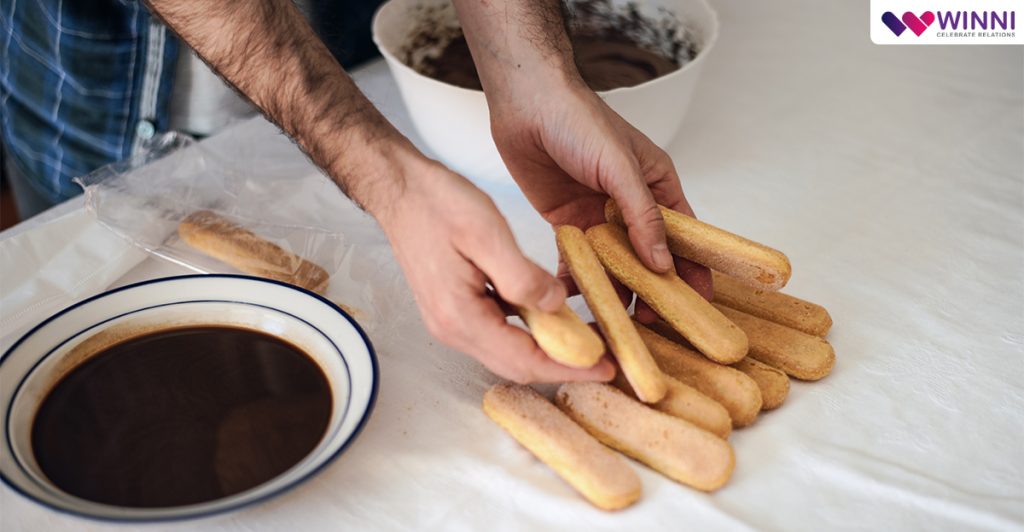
[451,0,582,100]
[145,0,415,215]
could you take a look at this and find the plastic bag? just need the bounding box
[75,124,393,331]
[0,136,190,343]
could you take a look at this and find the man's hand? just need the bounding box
[146,0,614,383]
[489,82,713,304]
[452,0,713,320]
[375,158,615,384]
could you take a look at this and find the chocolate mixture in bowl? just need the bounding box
[409,0,697,92]
[420,34,680,92]
[571,34,681,92]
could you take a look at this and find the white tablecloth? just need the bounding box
[2,1,1022,530]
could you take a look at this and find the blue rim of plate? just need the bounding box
[0,274,380,523]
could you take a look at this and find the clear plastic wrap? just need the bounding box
[74,126,395,332]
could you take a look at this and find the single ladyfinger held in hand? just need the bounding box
[605,200,791,291]
[483,384,641,511]
[636,322,762,427]
[517,304,605,369]
[712,271,833,336]
[556,225,666,402]
[556,382,735,492]
[612,369,732,439]
[585,223,747,364]
[715,304,836,381]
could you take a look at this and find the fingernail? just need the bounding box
[652,243,672,271]
[538,283,564,312]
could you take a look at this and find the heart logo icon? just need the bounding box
[901,11,935,36]
[881,12,906,36]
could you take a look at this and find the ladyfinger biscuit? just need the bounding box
[557,225,666,402]
[178,210,330,293]
[556,382,734,492]
[712,271,833,336]
[585,223,748,364]
[636,322,762,427]
[730,358,789,410]
[483,383,641,511]
[613,370,731,439]
[645,320,785,412]
[518,304,605,369]
[715,304,835,381]
[605,200,791,291]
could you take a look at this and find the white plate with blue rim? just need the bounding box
[0,274,378,522]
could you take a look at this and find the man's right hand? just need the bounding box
[145,0,615,384]
[372,155,615,384]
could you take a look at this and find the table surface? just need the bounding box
[2,1,1023,530]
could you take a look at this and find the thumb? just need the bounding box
[464,222,566,313]
[602,190,673,272]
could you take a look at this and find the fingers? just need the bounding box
[485,286,518,317]
[464,216,566,313]
[598,152,674,274]
[629,137,713,299]
[423,253,612,383]
[458,294,616,384]
[628,257,712,326]
[626,122,695,216]
[644,154,694,217]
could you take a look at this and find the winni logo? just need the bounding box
[882,12,935,36]
[881,9,1016,37]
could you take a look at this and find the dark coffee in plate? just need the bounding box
[31,326,332,508]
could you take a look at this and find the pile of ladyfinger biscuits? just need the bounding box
[484,200,835,510]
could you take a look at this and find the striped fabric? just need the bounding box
[1,0,179,207]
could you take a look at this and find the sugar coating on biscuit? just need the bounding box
[730,357,790,410]
[585,223,748,364]
[178,210,330,293]
[613,371,732,438]
[715,304,835,381]
[483,383,641,510]
[556,382,735,492]
[635,322,762,428]
[712,272,832,336]
[605,200,791,291]
[556,225,666,402]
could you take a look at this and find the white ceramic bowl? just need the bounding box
[0,275,378,522]
[372,0,719,183]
